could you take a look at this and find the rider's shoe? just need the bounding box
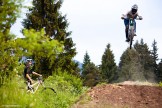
[134,33,137,36]
[125,39,130,42]
[28,85,34,90]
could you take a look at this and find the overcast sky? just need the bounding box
[11,0,162,65]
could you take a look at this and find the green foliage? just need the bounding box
[158,59,162,82]
[82,52,101,87]
[118,39,157,82]
[159,82,162,87]
[118,48,145,82]
[0,70,87,108]
[16,29,63,74]
[82,63,101,87]
[101,43,117,83]
[0,37,20,85]
[0,39,20,85]
[151,39,159,63]
[0,77,41,107]
[22,0,77,73]
[134,39,155,81]
[82,51,91,76]
[151,40,159,80]
[47,70,85,95]
[41,70,87,108]
[0,0,22,34]
[0,0,23,85]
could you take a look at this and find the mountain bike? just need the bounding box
[122,15,142,49]
[27,76,56,94]
[128,18,135,49]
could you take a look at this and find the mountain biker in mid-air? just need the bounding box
[24,59,42,90]
[121,4,143,42]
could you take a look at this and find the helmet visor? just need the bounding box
[132,9,137,14]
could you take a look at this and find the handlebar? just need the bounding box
[121,14,143,20]
[37,76,43,80]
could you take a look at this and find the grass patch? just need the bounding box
[0,71,88,108]
[76,92,91,105]
[159,82,162,87]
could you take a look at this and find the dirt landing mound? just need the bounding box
[72,83,162,108]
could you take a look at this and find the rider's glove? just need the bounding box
[139,16,143,20]
[121,17,124,19]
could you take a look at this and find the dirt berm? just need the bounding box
[72,81,162,108]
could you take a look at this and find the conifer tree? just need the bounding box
[134,39,155,81]
[83,62,101,87]
[118,48,145,81]
[82,51,91,77]
[158,59,162,82]
[81,52,101,86]
[151,39,159,80]
[101,44,117,83]
[22,0,77,74]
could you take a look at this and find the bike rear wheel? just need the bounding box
[130,36,133,49]
[129,30,134,49]
[40,87,56,107]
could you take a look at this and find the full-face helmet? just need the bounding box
[131,4,138,14]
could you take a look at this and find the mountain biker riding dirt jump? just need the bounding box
[121,4,143,42]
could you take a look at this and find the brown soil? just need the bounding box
[72,81,162,108]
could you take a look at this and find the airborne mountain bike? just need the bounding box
[122,15,142,49]
[27,76,56,94]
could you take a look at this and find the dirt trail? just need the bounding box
[72,81,162,108]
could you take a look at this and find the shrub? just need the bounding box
[159,82,162,87]
[0,70,88,108]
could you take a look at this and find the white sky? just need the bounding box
[11,0,162,65]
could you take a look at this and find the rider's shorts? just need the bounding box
[124,19,136,32]
[124,19,129,26]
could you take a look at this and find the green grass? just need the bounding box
[159,82,162,87]
[0,71,88,108]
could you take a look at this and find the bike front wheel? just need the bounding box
[42,87,56,95]
[129,30,134,49]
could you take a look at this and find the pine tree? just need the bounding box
[151,39,159,80]
[134,39,155,81]
[83,62,101,87]
[118,48,145,81]
[158,59,162,82]
[22,0,77,74]
[82,51,91,77]
[101,44,117,83]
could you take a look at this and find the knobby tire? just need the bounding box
[129,29,133,49]
[42,87,57,94]
[130,37,133,49]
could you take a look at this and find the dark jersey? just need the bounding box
[24,67,33,80]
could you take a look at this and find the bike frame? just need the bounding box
[27,78,43,94]
[122,14,142,49]
[26,77,56,94]
[128,18,135,49]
